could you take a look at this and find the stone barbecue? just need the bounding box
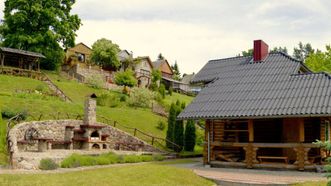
[8,94,160,169]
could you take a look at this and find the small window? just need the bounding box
[325,121,330,141]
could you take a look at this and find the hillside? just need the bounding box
[0,73,195,164]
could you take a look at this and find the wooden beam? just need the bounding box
[248,119,254,142]
[299,118,305,142]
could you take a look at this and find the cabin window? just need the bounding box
[326,121,330,141]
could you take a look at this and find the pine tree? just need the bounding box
[166,103,176,149]
[184,120,196,151]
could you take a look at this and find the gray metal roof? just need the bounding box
[178,52,331,120]
[0,47,45,58]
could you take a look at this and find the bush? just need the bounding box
[96,94,120,108]
[120,94,128,102]
[35,84,47,93]
[1,108,27,120]
[39,158,58,170]
[168,86,173,96]
[114,70,137,91]
[61,153,164,168]
[156,120,166,131]
[86,74,105,89]
[159,84,166,99]
[128,88,155,108]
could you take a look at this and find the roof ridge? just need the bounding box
[209,55,251,63]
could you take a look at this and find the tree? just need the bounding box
[150,69,161,91]
[122,55,141,71]
[159,83,166,99]
[158,53,165,60]
[166,103,176,149]
[114,70,137,94]
[2,0,81,70]
[239,49,253,57]
[171,61,181,80]
[305,45,331,73]
[293,42,314,61]
[91,38,121,70]
[174,119,184,152]
[184,120,196,151]
[271,46,288,54]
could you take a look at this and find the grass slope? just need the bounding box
[0,164,214,186]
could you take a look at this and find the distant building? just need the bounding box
[152,59,180,89]
[134,56,153,88]
[179,74,202,94]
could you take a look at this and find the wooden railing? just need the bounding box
[210,142,320,170]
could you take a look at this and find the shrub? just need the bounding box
[39,158,58,170]
[60,153,164,168]
[156,120,166,131]
[96,94,120,108]
[128,88,155,108]
[120,94,128,102]
[168,86,173,96]
[86,74,105,89]
[114,70,137,93]
[35,84,47,93]
[174,119,184,152]
[159,84,166,99]
[1,108,28,120]
[152,154,165,161]
[166,104,176,149]
[184,120,196,152]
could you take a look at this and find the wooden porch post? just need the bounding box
[248,119,254,142]
[0,53,4,67]
[299,118,305,142]
[203,120,210,165]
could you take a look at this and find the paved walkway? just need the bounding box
[170,158,327,185]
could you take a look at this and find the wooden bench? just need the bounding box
[258,156,289,164]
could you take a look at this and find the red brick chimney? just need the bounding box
[253,40,269,62]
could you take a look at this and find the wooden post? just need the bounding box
[114,121,117,127]
[0,53,4,68]
[134,128,137,136]
[248,119,254,142]
[151,137,154,145]
[203,120,210,165]
[299,119,305,142]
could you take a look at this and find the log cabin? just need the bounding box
[178,40,331,171]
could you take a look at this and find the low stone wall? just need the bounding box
[8,120,161,169]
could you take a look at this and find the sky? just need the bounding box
[1,0,331,74]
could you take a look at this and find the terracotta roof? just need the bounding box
[178,52,331,120]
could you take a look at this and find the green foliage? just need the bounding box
[171,61,181,80]
[158,53,165,60]
[2,0,81,70]
[184,120,196,151]
[85,74,105,89]
[1,108,27,120]
[156,120,166,131]
[174,119,184,152]
[39,158,58,170]
[159,84,166,99]
[91,38,121,69]
[0,109,6,158]
[96,94,120,108]
[168,86,173,96]
[128,88,155,108]
[61,153,164,168]
[293,42,315,61]
[305,45,331,73]
[240,49,253,57]
[166,103,176,149]
[270,46,288,54]
[35,84,47,93]
[115,70,137,88]
[314,140,331,185]
[181,102,186,109]
[150,69,161,91]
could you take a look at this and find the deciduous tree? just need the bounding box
[305,45,331,73]
[293,42,314,61]
[114,70,137,94]
[2,0,81,70]
[91,38,121,70]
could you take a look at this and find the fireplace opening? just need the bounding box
[92,144,100,149]
[91,131,99,141]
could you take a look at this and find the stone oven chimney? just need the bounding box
[253,40,269,62]
[84,94,97,125]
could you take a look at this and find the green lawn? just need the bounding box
[294,181,327,186]
[0,75,49,95]
[0,164,214,186]
[164,92,194,107]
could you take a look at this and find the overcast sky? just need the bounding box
[1,0,331,74]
